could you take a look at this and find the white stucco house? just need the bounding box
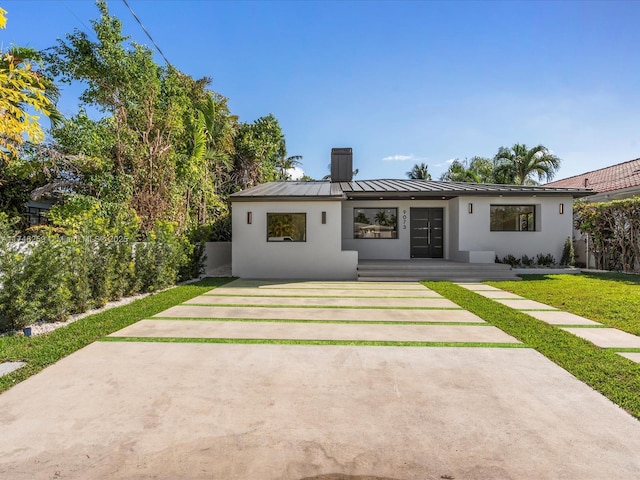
[230,149,592,280]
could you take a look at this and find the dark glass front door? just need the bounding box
[410,208,444,258]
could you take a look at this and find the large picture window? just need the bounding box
[267,213,306,242]
[353,208,398,239]
[490,205,536,232]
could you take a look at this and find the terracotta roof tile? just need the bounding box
[546,158,640,193]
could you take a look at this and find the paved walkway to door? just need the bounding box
[1,279,640,479]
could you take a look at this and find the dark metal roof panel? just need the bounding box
[231,181,343,200]
[231,179,594,200]
[341,179,593,197]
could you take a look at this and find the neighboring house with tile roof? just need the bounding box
[229,148,592,280]
[546,158,640,202]
[546,157,640,268]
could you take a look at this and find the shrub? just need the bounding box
[501,254,521,267]
[49,196,140,307]
[207,214,232,242]
[560,236,575,267]
[0,214,38,331]
[0,197,198,334]
[21,230,72,322]
[135,221,192,292]
[536,253,556,266]
[575,198,640,273]
[179,225,208,281]
[520,254,535,267]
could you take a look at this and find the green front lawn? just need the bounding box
[487,272,640,335]
[427,280,640,420]
[0,277,232,395]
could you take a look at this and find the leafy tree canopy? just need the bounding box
[0,7,60,163]
[42,0,290,234]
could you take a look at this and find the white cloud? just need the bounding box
[287,166,305,180]
[382,154,422,162]
[432,158,458,168]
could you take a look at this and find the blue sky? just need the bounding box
[3,0,639,181]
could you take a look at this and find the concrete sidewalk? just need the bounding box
[459,283,640,362]
[2,280,640,479]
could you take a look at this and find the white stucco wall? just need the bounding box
[232,195,575,275]
[341,196,574,262]
[231,200,358,280]
[455,196,574,262]
[341,200,450,260]
[447,198,462,261]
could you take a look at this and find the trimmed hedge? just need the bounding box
[0,212,197,333]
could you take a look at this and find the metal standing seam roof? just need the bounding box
[230,180,593,200]
[230,181,343,199]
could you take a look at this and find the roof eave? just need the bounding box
[230,195,345,203]
[344,190,595,199]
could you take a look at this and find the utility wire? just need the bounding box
[121,0,172,66]
[62,1,96,40]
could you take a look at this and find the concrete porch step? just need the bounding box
[359,276,521,282]
[357,260,520,282]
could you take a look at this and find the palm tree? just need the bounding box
[440,159,481,182]
[406,162,431,180]
[321,167,359,181]
[493,144,561,185]
[276,154,303,181]
[440,157,495,183]
[374,210,389,226]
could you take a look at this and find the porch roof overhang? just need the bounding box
[230,180,595,202]
[339,180,594,199]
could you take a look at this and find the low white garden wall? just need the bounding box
[203,242,232,276]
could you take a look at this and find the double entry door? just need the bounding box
[410,208,443,258]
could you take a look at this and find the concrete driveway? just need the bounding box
[1,279,640,479]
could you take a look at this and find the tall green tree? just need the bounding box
[493,144,561,185]
[45,0,204,230]
[0,8,60,163]
[179,88,237,227]
[440,156,494,183]
[230,114,285,191]
[406,162,431,180]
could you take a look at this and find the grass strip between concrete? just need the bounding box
[0,278,233,395]
[426,281,640,420]
[100,336,527,348]
[184,303,461,310]
[151,317,488,326]
[554,324,608,329]
[202,293,439,298]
